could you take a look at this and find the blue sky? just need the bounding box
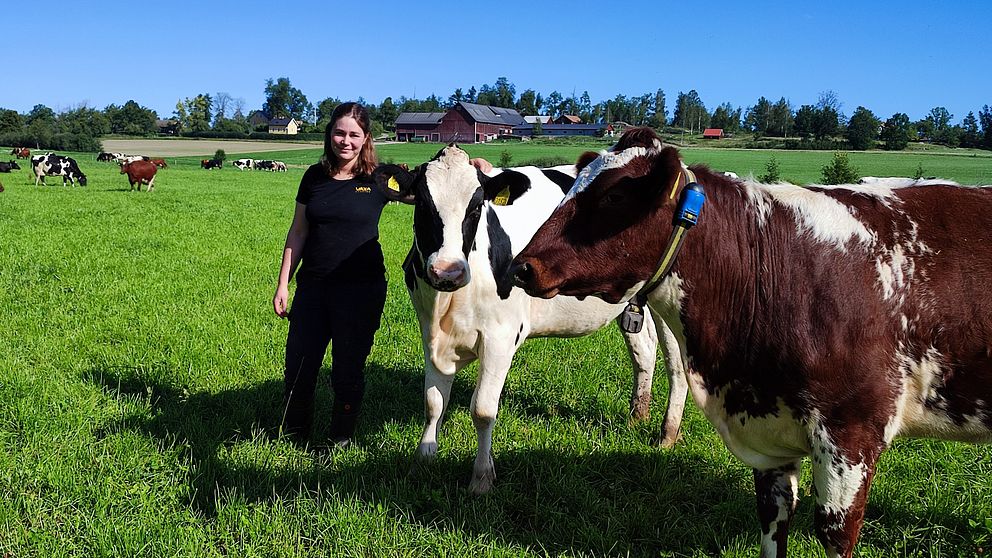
[8,1,991,123]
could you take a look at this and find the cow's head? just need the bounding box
[511,127,690,304]
[6,160,19,170]
[373,144,530,291]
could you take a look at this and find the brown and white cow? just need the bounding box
[120,159,157,191]
[511,127,992,557]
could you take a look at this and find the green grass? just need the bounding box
[1,145,991,557]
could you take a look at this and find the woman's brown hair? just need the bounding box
[320,101,378,178]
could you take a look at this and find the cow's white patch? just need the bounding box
[810,417,868,516]
[875,244,909,301]
[424,147,484,267]
[889,347,992,442]
[749,182,876,252]
[561,145,658,204]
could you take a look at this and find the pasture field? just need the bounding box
[1,146,992,557]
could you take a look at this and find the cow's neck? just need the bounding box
[651,172,766,380]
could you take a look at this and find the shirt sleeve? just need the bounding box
[296,164,322,205]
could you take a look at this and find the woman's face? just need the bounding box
[330,116,367,165]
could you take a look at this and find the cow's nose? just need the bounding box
[511,261,533,288]
[429,261,466,284]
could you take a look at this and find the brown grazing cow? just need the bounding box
[120,160,157,191]
[511,127,992,558]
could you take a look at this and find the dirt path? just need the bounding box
[101,138,321,157]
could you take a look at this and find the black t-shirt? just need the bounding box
[295,164,390,284]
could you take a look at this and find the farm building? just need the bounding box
[395,112,445,142]
[513,123,605,138]
[524,115,552,124]
[156,119,179,136]
[395,102,525,143]
[248,111,270,129]
[553,114,583,124]
[703,128,724,139]
[268,118,300,135]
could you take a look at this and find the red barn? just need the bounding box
[703,128,724,139]
[395,102,524,143]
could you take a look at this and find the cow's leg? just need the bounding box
[147,177,155,192]
[754,461,801,558]
[468,343,515,494]
[617,309,658,422]
[416,357,461,461]
[810,427,883,558]
[655,321,689,447]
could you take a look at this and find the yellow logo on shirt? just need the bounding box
[355,186,372,193]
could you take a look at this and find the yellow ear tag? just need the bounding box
[492,187,511,206]
[387,176,401,191]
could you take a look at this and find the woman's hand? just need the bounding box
[469,158,493,173]
[273,284,290,318]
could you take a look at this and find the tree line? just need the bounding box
[3,76,992,152]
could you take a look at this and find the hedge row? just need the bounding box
[0,132,102,153]
[179,131,324,142]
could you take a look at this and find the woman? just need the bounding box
[274,102,490,448]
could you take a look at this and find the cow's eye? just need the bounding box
[600,191,626,207]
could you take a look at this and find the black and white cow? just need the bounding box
[372,145,689,493]
[32,153,87,186]
[0,160,20,172]
[233,158,255,170]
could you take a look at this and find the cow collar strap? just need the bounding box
[618,164,705,334]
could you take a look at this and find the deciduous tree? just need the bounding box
[846,106,880,150]
[881,112,911,151]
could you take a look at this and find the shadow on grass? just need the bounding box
[83,360,764,555]
[83,361,982,556]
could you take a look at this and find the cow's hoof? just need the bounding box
[468,471,495,495]
[652,430,683,449]
[415,441,439,461]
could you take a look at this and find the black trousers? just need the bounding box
[282,277,387,435]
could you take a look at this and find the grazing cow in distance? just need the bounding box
[232,158,255,170]
[120,155,149,164]
[0,160,20,172]
[15,147,30,159]
[272,161,287,171]
[120,160,157,191]
[511,127,992,557]
[371,144,690,494]
[96,152,116,162]
[32,153,87,186]
[254,159,275,171]
[201,159,222,170]
[149,158,167,168]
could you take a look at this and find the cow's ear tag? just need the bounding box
[492,187,511,206]
[387,176,401,192]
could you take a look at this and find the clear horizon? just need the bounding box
[7,0,991,124]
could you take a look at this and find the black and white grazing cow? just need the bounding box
[233,158,255,170]
[0,160,19,172]
[372,145,689,494]
[512,127,992,557]
[32,153,87,186]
